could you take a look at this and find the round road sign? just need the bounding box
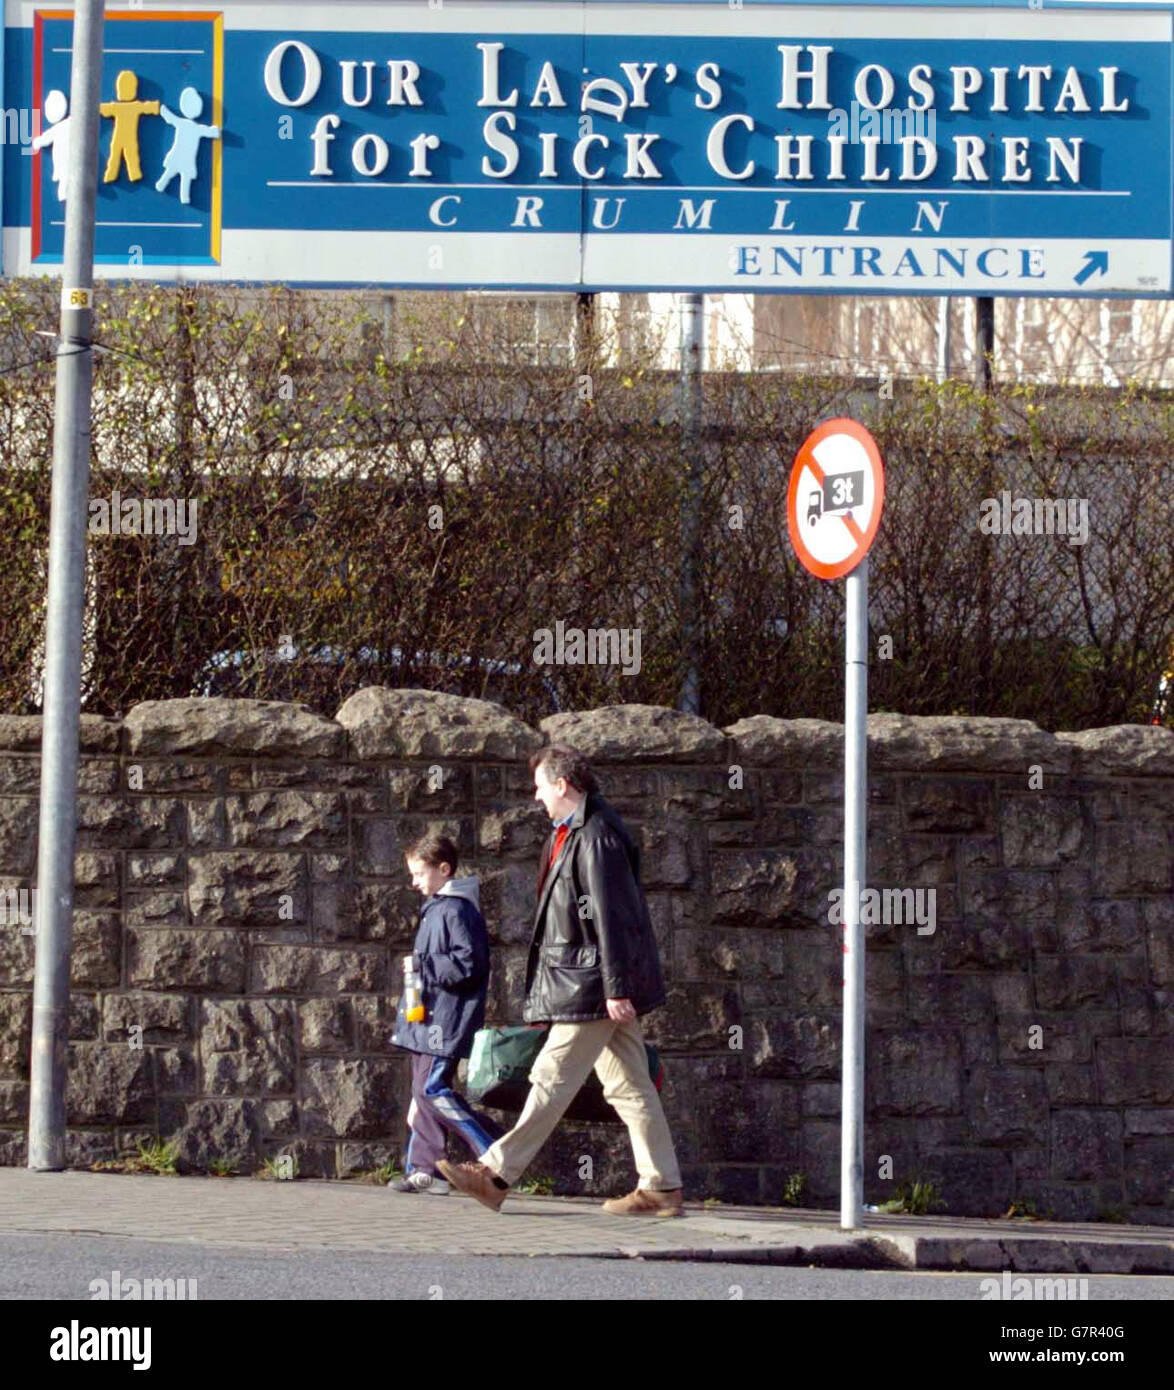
[787,418,885,580]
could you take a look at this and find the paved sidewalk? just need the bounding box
[1,1169,1172,1271]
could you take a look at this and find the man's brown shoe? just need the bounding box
[436,1160,507,1213]
[601,1187,684,1217]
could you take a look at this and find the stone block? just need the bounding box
[710,851,800,929]
[125,698,343,759]
[641,986,740,1052]
[1123,1138,1174,1208]
[352,882,418,945]
[1001,1013,1122,1066]
[999,794,1085,867]
[1093,822,1171,896]
[478,803,550,857]
[74,852,120,908]
[125,892,187,929]
[127,853,183,887]
[69,995,99,1041]
[748,1014,839,1080]
[662,768,755,820]
[965,1065,1049,1144]
[870,714,1066,774]
[188,852,308,928]
[191,791,348,851]
[692,1080,799,1163]
[541,704,725,762]
[1058,725,1174,777]
[0,799,37,873]
[353,995,401,1054]
[103,993,190,1043]
[164,1098,256,1172]
[725,716,843,768]
[941,919,1030,970]
[157,1048,198,1096]
[1034,955,1116,1011]
[484,947,529,1025]
[635,821,692,889]
[1050,1109,1122,1182]
[0,1079,28,1123]
[300,1057,403,1138]
[901,835,958,886]
[299,997,354,1053]
[1097,1039,1174,1105]
[0,918,35,987]
[127,928,246,993]
[673,927,787,982]
[71,912,122,989]
[76,796,185,849]
[387,764,474,813]
[249,1099,300,1137]
[1120,984,1174,1036]
[869,1030,962,1116]
[338,687,540,760]
[1058,899,1142,954]
[128,761,219,793]
[916,1148,1014,1217]
[902,778,995,833]
[249,945,385,995]
[1045,1064,1097,1106]
[65,1045,154,1125]
[200,999,297,1095]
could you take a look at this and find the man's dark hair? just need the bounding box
[529,744,599,795]
[405,833,458,875]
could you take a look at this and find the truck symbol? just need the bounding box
[807,489,822,526]
[823,470,864,515]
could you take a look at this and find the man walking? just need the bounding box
[439,745,683,1216]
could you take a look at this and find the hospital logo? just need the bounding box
[32,9,224,265]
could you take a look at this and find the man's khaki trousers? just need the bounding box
[479,1017,682,1191]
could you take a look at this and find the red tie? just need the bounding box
[548,824,569,868]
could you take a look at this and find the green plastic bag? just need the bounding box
[466,1025,664,1125]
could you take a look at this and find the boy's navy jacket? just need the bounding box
[390,876,490,1059]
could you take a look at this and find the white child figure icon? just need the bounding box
[155,86,219,205]
[31,89,71,203]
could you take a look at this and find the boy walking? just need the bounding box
[389,834,502,1194]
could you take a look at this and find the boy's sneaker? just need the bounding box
[388,1171,450,1195]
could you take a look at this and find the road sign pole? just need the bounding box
[28,0,106,1173]
[841,556,868,1230]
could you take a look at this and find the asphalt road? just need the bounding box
[4,1232,1174,1301]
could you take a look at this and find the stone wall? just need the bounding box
[0,691,1171,1222]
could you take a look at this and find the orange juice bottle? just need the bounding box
[403,955,425,1023]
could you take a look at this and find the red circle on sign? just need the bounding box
[787,418,885,580]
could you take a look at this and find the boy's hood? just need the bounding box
[436,875,481,910]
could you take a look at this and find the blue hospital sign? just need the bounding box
[1,0,1171,294]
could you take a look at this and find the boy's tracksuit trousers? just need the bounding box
[406,1050,503,1175]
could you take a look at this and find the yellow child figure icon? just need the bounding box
[100,70,160,183]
